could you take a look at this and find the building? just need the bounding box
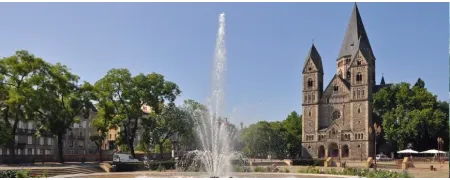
[301,3,389,159]
[0,121,54,156]
[0,110,99,158]
[62,111,99,155]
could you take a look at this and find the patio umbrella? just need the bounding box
[420,149,446,154]
[397,149,418,154]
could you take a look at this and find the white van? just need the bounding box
[113,153,140,163]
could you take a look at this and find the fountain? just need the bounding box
[182,12,244,178]
[52,12,355,179]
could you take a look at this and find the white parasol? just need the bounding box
[419,149,446,154]
[397,149,418,154]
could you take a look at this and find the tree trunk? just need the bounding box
[159,142,164,160]
[128,141,135,158]
[98,146,103,162]
[57,133,64,163]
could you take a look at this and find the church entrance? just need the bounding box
[318,146,325,158]
[328,143,339,158]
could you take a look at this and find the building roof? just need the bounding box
[302,44,323,73]
[337,3,373,60]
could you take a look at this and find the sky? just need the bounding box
[0,3,447,126]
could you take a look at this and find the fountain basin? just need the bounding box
[52,171,358,178]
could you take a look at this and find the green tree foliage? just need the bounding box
[239,111,302,159]
[94,69,181,158]
[373,79,448,151]
[141,105,192,158]
[240,121,287,159]
[32,63,95,163]
[0,50,48,162]
[281,111,302,158]
[177,99,207,151]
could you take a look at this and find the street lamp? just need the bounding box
[369,122,382,170]
[437,137,444,165]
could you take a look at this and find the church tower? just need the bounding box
[302,44,323,151]
[337,3,376,157]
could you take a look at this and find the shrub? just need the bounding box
[15,170,30,178]
[0,170,17,178]
[284,168,290,173]
[253,166,265,172]
[296,167,412,178]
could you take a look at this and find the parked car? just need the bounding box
[113,153,140,163]
[376,154,392,161]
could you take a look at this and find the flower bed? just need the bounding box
[296,167,412,178]
[0,170,48,178]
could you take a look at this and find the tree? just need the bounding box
[240,121,285,158]
[32,63,95,163]
[89,134,105,161]
[414,78,425,88]
[0,50,48,162]
[94,69,181,158]
[281,111,302,158]
[175,99,206,152]
[89,105,113,162]
[373,81,448,151]
[141,105,192,159]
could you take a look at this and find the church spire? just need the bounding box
[303,43,323,74]
[337,3,373,60]
[380,73,385,85]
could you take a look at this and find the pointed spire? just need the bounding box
[337,3,373,60]
[380,73,385,85]
[303,44,323,74]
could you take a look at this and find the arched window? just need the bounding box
[307,78,314,87]
[357,108,361,114]
[356,73,363,82]
[346,71,351,80]
[357,60,362,65]
[308,111,312,116]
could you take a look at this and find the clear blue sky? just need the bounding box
[0,3,447,125]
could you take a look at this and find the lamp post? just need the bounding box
[369,122,382,170]
[437,137,443,165]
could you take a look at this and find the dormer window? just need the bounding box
[333,85,339,92]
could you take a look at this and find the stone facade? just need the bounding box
[301,4,382,160]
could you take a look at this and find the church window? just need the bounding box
[308,111,312,117]
[332,111,341,121]
[357,89,360,99]
[333,85,339,92]
[357,145,361,148]
[308,67,312,71]
[361,134,364,139]
[357,59,362,65]
[307,78,314,87]
[346,71,351,80]
[356,73,363,82]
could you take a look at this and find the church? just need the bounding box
[301,3,388,160]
